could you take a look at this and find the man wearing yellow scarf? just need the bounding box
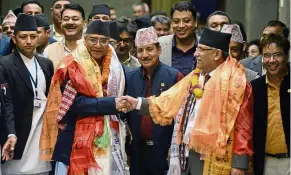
[39,20,129,175]
[122,28,254,175]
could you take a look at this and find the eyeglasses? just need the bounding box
[88,37,109,46]
[119,38,132,45]
[263,52,284,60]
[196,46,216,52]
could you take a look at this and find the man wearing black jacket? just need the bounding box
[0,14,54,175]
[251,34,290,175]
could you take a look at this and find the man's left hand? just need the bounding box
[231,168,245,175]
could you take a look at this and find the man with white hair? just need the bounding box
[2,10,17,37]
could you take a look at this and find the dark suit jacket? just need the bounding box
[251,70,290,175]
[125,62,181,175]
[240,55,262,75]
[0,51,54,159]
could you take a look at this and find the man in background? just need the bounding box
[110,7,117,21]
[34,14,57,56]
[132,2,146,18]
[116,16,140,68]
[241,20,289,75]
[50,0,72,41]
[2,10,17,37]
[21,0,43,16]
[151,15,171,37]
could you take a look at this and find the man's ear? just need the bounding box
[214,49,223,61]
[46,29,51,35]
[242,41,247,52]
[11,34,17,44]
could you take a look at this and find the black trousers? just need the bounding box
[139,143,168,175]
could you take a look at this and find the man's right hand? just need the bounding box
[2,135,17,161]
[119,96,139,111]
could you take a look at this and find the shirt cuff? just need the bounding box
[136,97,142,110]
[7,134,17,139]
[231,154,249,170]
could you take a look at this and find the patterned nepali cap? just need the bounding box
[221,24,244,44]
[135,26,158,47]
[2,10,17,26]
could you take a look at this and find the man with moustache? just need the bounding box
[251,34,290,175]
[158,1,198,76]
[116,16,140,68]
[2,10,17,37]
[40,20,129,175]
[44,3,85,69]
[49,0,72,42]
[0,13,54,175]
[125,27,184,175]
[121,28,253,175]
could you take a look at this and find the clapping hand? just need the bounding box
[2,135,17,161]
[115,96,139,113]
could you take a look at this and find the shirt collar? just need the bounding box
[52,25,62,37]
[18,50,35,62]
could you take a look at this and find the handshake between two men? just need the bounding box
[115,96,141,113]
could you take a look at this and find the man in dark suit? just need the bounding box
[240,20,289,76]
[0,14,54,175]
[251,34,290,175]
[125,27,183,175]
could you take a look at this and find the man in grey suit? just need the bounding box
[158,1,198,76]
[240,20,289,76]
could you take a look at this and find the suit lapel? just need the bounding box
[13,51,34,93]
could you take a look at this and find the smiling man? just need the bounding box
[44,3,85,69]
[251,34,290,175]
[40,20,130,175]
[125,27,183,175]
[50,0,72,41]
[158,1,198,76]
[120,28,254,175]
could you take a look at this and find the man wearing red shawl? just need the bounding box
[39,20,130,175]
[122,28,254,175]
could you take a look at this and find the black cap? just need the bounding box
[199,27,231,53]
[109,21,120,41]
[134,15,151,30]
[34,14,49,28]
[86,20,110,37]
[13,7,21,17]
[14,13,37,33]
[89,4,110,18]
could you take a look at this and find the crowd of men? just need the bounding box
[0,0,290,175]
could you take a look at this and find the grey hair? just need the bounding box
[151,15,171,26]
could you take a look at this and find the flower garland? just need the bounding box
[101,47,112,85]
[191,68,203,98]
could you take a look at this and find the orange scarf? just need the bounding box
[39,46,112,170]
[149,57,247,155]
[188,57,246,156]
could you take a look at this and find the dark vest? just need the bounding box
[125,62,180,175]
